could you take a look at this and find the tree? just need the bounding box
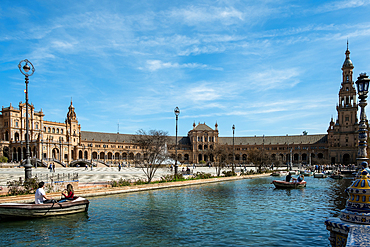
[247,148,270,172]
[205,144,232,176]
[132,129,169,183]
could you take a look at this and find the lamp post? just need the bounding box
[18,59,35,180]
[232,124,235,173]
[355,73,370,166]
[174,107,180,176]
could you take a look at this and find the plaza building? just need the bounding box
[0,46,367,167]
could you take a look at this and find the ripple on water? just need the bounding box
[0,176,352,246]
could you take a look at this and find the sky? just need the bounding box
[1,0,370,138]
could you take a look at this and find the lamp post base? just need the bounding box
[174,165,178,176]
[24,160,32,180]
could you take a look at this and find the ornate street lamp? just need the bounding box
[174,107,180,176]
[18,59,35,180]
[232,124,235,173]
[355,73,370,166]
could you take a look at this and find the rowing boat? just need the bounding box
[271,180,307,189]
[0,197,89,219]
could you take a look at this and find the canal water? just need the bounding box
[0,176,353,246]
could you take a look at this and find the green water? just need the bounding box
[0,176,352,246]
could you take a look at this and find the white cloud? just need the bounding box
[169,6,244,25]
[141,60,223,71]
[249,69,301,91]
[317,0,370,13]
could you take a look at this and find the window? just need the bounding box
[52,128,55,133]
[57,129,59,134]
[15,121,19,127]
[345,116,349,121]
[48,127,51,133]
[346,75,349,81]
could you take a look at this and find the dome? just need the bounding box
[343,58,354,68]
[340,169,370,224]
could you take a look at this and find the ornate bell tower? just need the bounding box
[327,43,358,164]
[65,99,81,160]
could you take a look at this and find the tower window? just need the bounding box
[345,116,349,121]
[346,75,349,81]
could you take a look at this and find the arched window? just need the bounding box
[57,129,59,134]
[52,128,55,133]
[48,127,51,133]
[61,129,64,134]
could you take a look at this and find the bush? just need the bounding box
[199,160,206,164]
[109,178,131,187]
[194,172,213,179]
[134,178,147,185]
[222,170,237,177]
[159,174,185,183]
[0,156,8,163]
[7,177,39,196]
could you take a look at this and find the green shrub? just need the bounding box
[159,174,186,183]
[194,172,212,179]
[0,156,8,163]
[7,177,39,196]
[199,160,206,164]
[134,178,147,185]
[110,178,131,187]
[222,170,236,177]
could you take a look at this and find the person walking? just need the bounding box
[118,163,121,172]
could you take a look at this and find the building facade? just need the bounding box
[0,46,367,167]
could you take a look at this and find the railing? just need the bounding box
[35,172,79,183]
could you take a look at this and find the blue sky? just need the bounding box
[1,0,370,137]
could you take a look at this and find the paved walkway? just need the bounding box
[0,166,256,187]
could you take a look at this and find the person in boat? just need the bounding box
[285,173,292,182]
[62,184,74,200]
[35,181,53,204]
[292,175,304,183]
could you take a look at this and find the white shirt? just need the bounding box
[35,187,46,204]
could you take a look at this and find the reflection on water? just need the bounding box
[0,176,353,246]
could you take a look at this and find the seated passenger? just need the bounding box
[297,175,304,183]
[35,181,53,204]
[62,184,74,200]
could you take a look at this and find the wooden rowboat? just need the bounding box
[329,174,344,179]
[272,180,307,189]
[314,172,328,178]
[0,197,89,220]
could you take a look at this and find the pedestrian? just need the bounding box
[85,164,88,170]
[49,163,52,172]
[118,163,121,172]
[53,164,55,172]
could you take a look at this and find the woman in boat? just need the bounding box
[62,184,74,200]
[35,181,53,204]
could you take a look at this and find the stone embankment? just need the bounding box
[0,173,270,204]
